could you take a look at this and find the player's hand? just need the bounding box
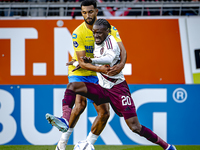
[66,59,82,72]
[81,56,92,63]
[99,65,110,74]
[66,59,76,66]
[107,64,123,76]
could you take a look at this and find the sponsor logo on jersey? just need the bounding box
[85,45,94,53]
[86,36,93,38]
[100,47,104,55]
[73,41,79,48]
[86,40,94,42]
[72,33,77,39]
[112,26,117,31]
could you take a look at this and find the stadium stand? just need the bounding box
[0,0,200,17]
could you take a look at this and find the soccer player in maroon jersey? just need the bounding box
[46,18,177,150]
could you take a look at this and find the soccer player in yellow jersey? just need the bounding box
[46,1,127,149]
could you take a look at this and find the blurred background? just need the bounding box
[0,0,200,17]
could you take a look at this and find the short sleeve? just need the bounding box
[72,32,85,52]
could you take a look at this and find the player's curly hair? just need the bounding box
[81,0,97,9]
[94,19,111,33]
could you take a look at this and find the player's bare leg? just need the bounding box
[86,103,110,144]
[125,116,176,150]
[69,95,87,128]
[91,103,110,135]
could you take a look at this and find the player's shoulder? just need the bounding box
[104,35,118,49]
[110,25,118,32]
[108,35,117,43]
[74,22,85,32]
[110,25,121,42]
[72,22,85,37]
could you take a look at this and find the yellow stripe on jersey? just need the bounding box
[69,22,122,76]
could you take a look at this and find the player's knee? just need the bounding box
[67,82,76,91]
[67,82,85,93]
[130,124,142,134]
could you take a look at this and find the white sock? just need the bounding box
[86,131,99,145]
[60,128,73,142]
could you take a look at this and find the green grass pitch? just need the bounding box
[0,145,200,150]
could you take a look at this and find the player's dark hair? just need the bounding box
[94,19,111,33]
[81,0,97,9]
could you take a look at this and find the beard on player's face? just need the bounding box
[84,17,96,25]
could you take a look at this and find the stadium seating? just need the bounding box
[0,0,199,16]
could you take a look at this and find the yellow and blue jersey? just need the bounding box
[68,22,121,76]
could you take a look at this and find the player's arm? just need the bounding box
[79,49,116,73]
[76,48,115,72]
[75,50,111,73]
[76,50,86,68]
[79,58,110,74]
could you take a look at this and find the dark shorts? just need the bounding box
[68,75,98,103]
[84,81,137,120]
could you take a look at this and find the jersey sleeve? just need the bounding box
[110,26,122,43]
[92,50,115,65]
[72,31,85,52]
